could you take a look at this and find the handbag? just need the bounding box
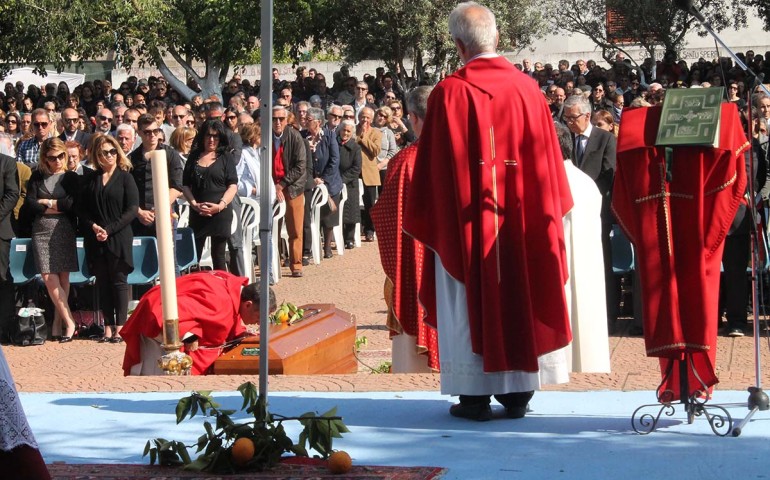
[13,307,46,346]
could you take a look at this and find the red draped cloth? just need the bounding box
[612,104,749,400]
[371,142,440,370]
[121,271,249,375]
[402,56,573,373]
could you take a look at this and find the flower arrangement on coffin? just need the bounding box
[268,302,306,325]
[144,382,350,473]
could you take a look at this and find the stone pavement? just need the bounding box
[4,239,770,395]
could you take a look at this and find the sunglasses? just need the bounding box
[172,114,187,120]
[328,114,341,119]
[63,118,79,123]
[272,116,287,122]
[185,120,195,126]
[6,119,16,123]
[97,115,113,121]
[101,148,118,158]
[33,122,49,129]
[343,115,354,119]
[45,152,66,162]
[226,115,237,120]
[142,128,162,136]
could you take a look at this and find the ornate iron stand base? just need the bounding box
[631,396,733,436]
[631,354,733,436]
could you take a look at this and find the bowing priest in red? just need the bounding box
[612,103,749,401]
[121,271,275,375]
[402,1,574,421]
[371,85,439,373]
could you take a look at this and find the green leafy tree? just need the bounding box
[744,0,770,31]
[313,0,549,84]
[0,0,314,101]
[548,0,748,64]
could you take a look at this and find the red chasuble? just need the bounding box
[612,104,749,400]
[121,271,248,375]
[402,56,573,373]
[371,142,440,370]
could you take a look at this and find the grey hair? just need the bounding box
[0,133,13,156]
[563,94,591,115]
[295,101,311,111]
[406,86,433,121]
[115,123,136,137]
[307,107,325,123]
[448,2,497,56]
[272,105,288,114]
[340,119,356,130]
[553,122,573,160]
[326,104,343,116]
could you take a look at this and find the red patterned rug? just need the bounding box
[47,457,446,479]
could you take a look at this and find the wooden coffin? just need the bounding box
[212,304,357,375]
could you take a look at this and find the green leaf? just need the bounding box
[149,448,157,465]
[176,397,192,424]
[176,441,192,465]
[143,440,151,457]
[183,452,214,472]
[196,434,208,453]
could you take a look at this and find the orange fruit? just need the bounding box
[277,311,289,323]
[328,450,352,474]
[231,437,255,466]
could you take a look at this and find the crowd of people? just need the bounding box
[0,34,767,348]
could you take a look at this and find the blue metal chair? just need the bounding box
[69,238,94,286]
[610,224,634,274]
[127,236,160,286]
[175,228,198,274]
[9,238,38,285]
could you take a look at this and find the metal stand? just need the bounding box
[631,354,732,436]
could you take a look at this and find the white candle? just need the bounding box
[148,149,180,349]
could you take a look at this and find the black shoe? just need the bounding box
[302,256,310,266]
[97,336,110,343]
[59,336,73,343]
[449,403,492,421]
[505,405,528,419]
[292,270,303,278]
[345,242,354,249]
[323,250,333,259]
[365,233,374,242]
[110,336,123,344]
[728,328,745,337]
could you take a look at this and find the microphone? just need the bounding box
[673,0,708,25]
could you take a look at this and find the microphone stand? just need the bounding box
[683,3,770,437]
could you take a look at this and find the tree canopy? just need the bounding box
[546,0,749,64]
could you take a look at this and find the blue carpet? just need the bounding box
[22,390,770,480]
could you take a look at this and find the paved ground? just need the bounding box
[5,239,770,394]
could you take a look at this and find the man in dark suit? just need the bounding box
[0,152,20,343]
[563,94,618,327]
[58,108,92,151]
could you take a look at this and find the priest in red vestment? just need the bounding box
[612,103,749,401]
[402,2,573,421]
[121,271,271,375]
[371,86,439,373]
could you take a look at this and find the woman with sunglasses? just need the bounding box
[3,112,22,146]
[182,119,238,271]
[26,138,80,343]
[78,134,138,343]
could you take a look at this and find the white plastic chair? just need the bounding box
[239,197,260,283]
[332,184,348,256]
[176,200,190,228]
[355,178,364,248]
[310,184,329,265]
